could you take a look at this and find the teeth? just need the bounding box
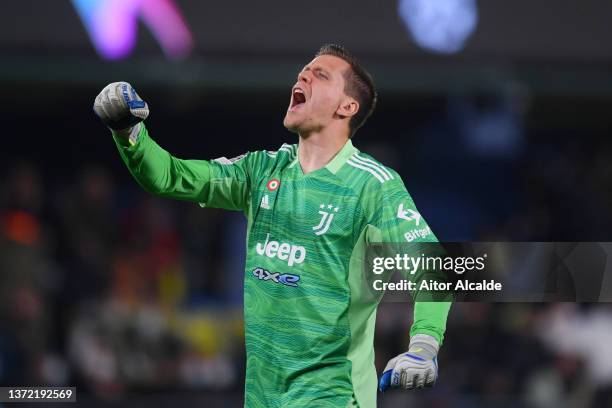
[291,87,306,108]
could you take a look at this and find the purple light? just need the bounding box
[72,0,193,60]
[140,0,193,59]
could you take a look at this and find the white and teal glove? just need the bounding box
[93,81,149,140]
[379,334,439,391]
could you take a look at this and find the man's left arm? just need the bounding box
[372,175,452,391]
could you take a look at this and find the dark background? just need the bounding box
[1,1,612,407]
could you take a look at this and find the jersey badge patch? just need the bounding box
[313,204,339,236]
[266,179,280,191]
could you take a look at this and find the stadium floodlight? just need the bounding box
[398,0,478,54]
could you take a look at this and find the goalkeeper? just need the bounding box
[94,44,451,407]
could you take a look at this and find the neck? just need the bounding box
[297,128,349,174]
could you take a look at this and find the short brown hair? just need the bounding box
[315,44,377,136]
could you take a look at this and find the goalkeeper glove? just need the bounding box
[379,334,439,391]
[93,82,149,136]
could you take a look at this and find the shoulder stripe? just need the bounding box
[347,158,385,183]
[267,144,297,161]
[212,156,233,165]
[350,154,391,181]
[354,153,394,180]
[278,144,296,157]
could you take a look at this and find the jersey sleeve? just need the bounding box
[365,173,452,345]
[114,124,260,212]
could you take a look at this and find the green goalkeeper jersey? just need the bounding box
[114,124,451,408]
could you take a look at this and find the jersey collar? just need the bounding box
[289,139,358,175]
[325,139,358,174]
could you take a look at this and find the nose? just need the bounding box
[298,70,311,84]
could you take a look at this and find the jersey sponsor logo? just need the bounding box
[404,226,432,242]
[260,194,271,209]
[397,203,421,226]
[252,267,300,287]
[255,233,306,266]
[266,178,280,191]
[313,203,339,236]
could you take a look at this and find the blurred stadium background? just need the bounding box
[1,1,612,407]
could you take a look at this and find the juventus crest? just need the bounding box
[313,204,339,236]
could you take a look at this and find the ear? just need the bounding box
[336,97,359,119]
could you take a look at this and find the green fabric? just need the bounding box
[114,124,451,407]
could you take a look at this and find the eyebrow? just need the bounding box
[304,65,331,77]
[315,67,330,76]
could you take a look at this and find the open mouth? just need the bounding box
[290,87,306,110]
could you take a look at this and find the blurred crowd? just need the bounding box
[0,162,245,400]
[1,91,612,407]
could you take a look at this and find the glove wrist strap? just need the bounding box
[113,123,141,145]
[409,334,439,358]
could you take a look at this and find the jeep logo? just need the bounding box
[255,233,306,266]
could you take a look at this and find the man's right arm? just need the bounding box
[113,124,251,211]
[95,82,252,212]
[114,123,207,199]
